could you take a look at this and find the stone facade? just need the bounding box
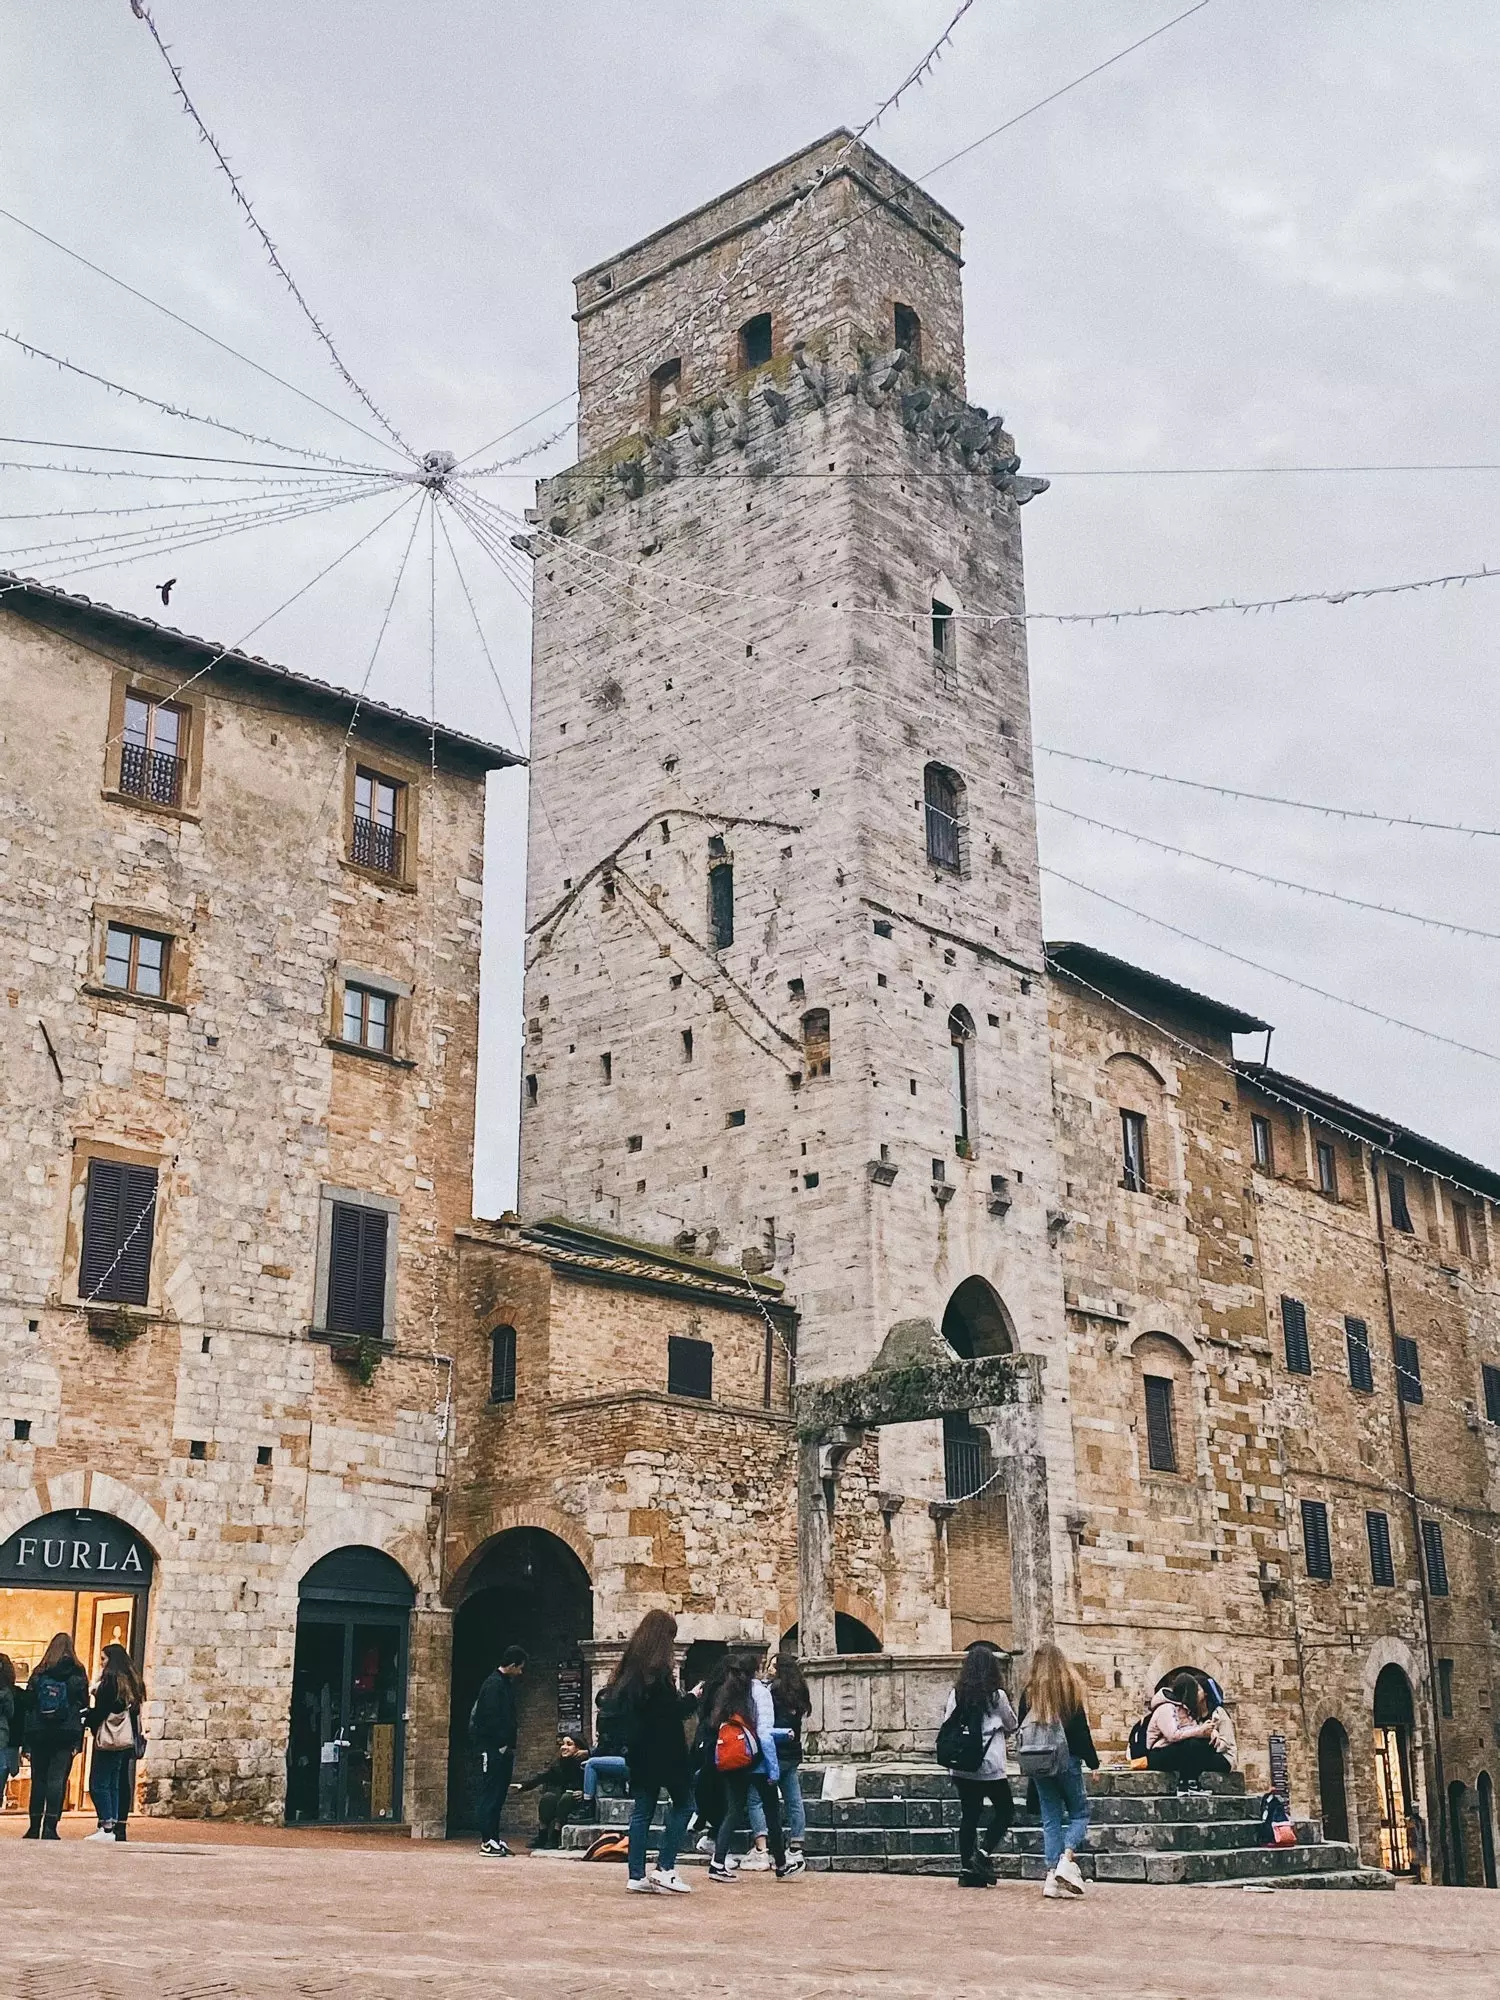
[0,580,514,1831]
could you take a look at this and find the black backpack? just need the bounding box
[936,1703,995,1773]
[1127,1715,1149,1760]
[31,1673,71,1730]
[1258,1790,1291,1844]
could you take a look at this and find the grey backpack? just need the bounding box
[1015,1714,1070,1778]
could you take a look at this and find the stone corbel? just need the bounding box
[818,1426,864,1484]
[792,345,828,408]
[876,1488,905,1525]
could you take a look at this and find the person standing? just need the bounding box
[939,1641,1018,1888]
[1016,1641,1099,1899]
[22,1633,90,1840]
[745,1651,813,1868]
[0,1655,18,1812]
[469,1644,527,1855]
[87,1642,145,1842]
[708,1654,796,1882]
[605,1608,698,1894]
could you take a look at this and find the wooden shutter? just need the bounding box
[1422,1520,1449,1596]
[1395,1335,1423,1403]
[1366,1511,1395,1587]
[1300,1499,1332,1580]
[490,1325,517,1403]
[1281,1296,1311,1375]
[1484,1363,1500,1427]
[1143,1375,1178,1473]
[79,1158,157,1306]
[667,1335,713,1400]
[1345,1317,1374,1392]
[327,1202,388,1336]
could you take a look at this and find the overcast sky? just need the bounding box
[6,1,1497,1213]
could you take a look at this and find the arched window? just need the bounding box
[894,301,922,367]
[1317,1719,1351,1843]
[948,1006,975,1152]
[1133,1333,1192,1478]
[489,1325,517,1404]
[923,763,964,872]
[801,1008,831,1077]
[941,1276,1015,1359]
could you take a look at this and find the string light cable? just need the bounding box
[1036,747,1500,839]
[127,0,416,460]
[1043,869,1500,1068]
[0,330,390,475]
[0,477,385,522]
[0,206,408,463]
[0,434,397,476]
[0,474,394,564]
[1038,800,1500,943]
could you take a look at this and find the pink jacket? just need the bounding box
[1145,1690,1204,1750]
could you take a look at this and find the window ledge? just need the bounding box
[82,982,187,1016]
[101,788,200,825]
[340,856,416,894]
[325,1035,416,1070]
[307,1326,397,1351]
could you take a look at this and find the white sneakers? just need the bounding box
[1043,1871,1063,1898]
[84,1828,116,1842]
[1055,1852,1086,1895]
[649,1867,692,1893]
[738,1847,772,1871]
[626,1876,657,1893]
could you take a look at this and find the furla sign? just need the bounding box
[0,1509,154,1589]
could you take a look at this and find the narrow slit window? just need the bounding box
[1345,1315,1374,1393]
[1301,1499,1333,1580]
[681,1028,694,1063]
[738,313,773,370]
[1251,1115,1273,1170]
[931,598,954,661]
[1452,1200,1473,1258]
[1120,1110,1149,1193]
[1482,1362,1500,1425]
[708,853,734,950]
[489,1324,517,1404]
[801,1008,831,1077]
[1366,1510,1395,1586]
[949,1007,975,1151]
[1143,1375,1178,1474]
[1316,1141,1338,1197]
[600,1052,613,1084]
[1281,1295,1311,1375]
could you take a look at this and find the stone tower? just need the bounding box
[519,133,1073,1508]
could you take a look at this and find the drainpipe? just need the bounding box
[1371,1144,1449,1884]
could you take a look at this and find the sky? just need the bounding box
[5,1,1498,1214]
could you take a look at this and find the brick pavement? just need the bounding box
[0,1821,1494,2000]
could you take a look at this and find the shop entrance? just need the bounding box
[0,1508,153,1818]
[1372,1664,1417,1875]
[286,1547,413,1826]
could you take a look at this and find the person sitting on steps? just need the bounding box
[1145,1673,1233,1782]
[515,1732,590,1848]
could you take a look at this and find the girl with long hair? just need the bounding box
[1145,1670,1232,1781]
[742,1649,814,1869]
[603,1610,698,1894]
[87,1642,146,1842]
[706,1652,794,1882]
[940,1640,1019,1888]
[23,1633,90,1840]
[1017,1641,1099,1899]
[0,1654,17,1807]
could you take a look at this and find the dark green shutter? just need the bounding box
[1345,1317,1374,1392]
[1366,1511,1395,1587]
[1422,1520,1449,1596]
[1281,1296,1311,1375]
[667,1336,713,1400]
[1395,1335,1423,1404]
[1301,1500,1332,1580]
[79,1158,157,1306]
[327,1203,388,1335]
[1143,1375,1177,1472]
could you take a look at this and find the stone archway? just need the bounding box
[445,1527,593,1837]
[940,1276,1015,1359]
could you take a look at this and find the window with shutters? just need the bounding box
[78,1157,158,1306]
[1482,1362,1500,1426]
[1366,1510,1395,1587]
[1143,1375,1178,1473]
[1316,1140,1339,1198]
[1281,1295,1311,1375]
[923,763,965,873]
[1120,1110,1149,1193]
[667,1335,713,1400]
[1451,1200,1473,1259]
[1422,1519,1450,1596]
[1251,1115,1273,1171]
[489,1324,517,1404]
[315,1187,397,1342]
[1301,1499,1333,1580]
[1387,1170,1414,1232]
[1345,1316,1374,1393]
[1395,1335,1423,1404]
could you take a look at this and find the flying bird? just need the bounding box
[156,579,176,607]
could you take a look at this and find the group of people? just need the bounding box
[0,1634,147,1840]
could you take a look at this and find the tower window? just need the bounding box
[1251,1114,1273,1170]
[525,1074,538,1105]
[931,599,954,660]
[668,1335,713,1400]
[1120,1111,1149,1194]
[489,1324,517,1404]
[1395,1335,1422,1403]
[708,851,734,950]
[1366,1510,1395,1587]
[681,1028,694,1063]
[1316,1141,1338,1198]
[802,1008,831,1077]
[738,313,773,370]
[923,763,964,873]
[1301,1499,1333,1580]
[120,691,187,808]
[949,1006,975,1151]
[893,301,922,365]
[649,357,682,423]
[1387,1169,1414,1232]
[1281,1295,1311,1375]
[1483,1362,1500,1425]
[1422,1519,1449,1596]
[1142,1375,1178,1474]
[103,923,170,1001]
[600,1052,613,1084]
[1345,1316,1374,1393]
[1452,1200,1473,1258]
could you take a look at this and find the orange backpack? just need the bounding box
[714,1719,758,1773]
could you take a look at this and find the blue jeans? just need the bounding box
[1034,1757,1089,1869]
[628,1785,691,1881]
[90,1747,130,1826]
[746,1762,805,1842]
[584,1754,629,1801]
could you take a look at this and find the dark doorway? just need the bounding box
[941,1277,1015,1359]
[446,1528,592,1837]
[1372,1663,1416,1874]
[1478,1771,1497,1888]
[1448,1780,1469,1886]
[286,1547,413,1825]
[1317,1718,1351,1843]
[778,1614,882,1655]
[681,1639,731,1693]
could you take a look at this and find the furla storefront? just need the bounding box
[0,1508,154,1818]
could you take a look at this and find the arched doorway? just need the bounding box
[1448,1780,1469,1886]
[1317,1719,1351,1843]
[779,1613,882,1655]
[446,1528,592,1836]
[1373,1663,1417,1875]
[286,1547,414,1825]
[1478,1771,1497,1888]
[0,1508,155,1820]
[941,1276,1015,1359]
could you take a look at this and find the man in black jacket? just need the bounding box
[470,1646,527,1854]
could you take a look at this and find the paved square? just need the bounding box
[1,1822,1493,2000]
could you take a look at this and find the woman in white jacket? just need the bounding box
[941,1641,1019,1888]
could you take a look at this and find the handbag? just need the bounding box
[95,1708,135,1753]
